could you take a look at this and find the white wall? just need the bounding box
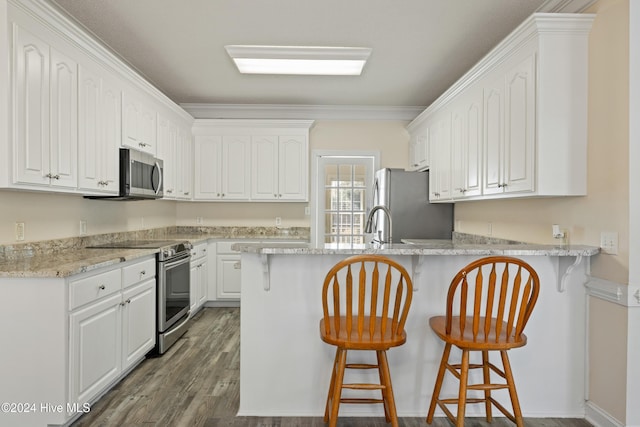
[0,190,176,244]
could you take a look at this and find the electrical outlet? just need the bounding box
[600,231,619,255]
[304,206,310,216]
[79,220,87,236]
[15,222,25,241]
[275,217,282,226]
[487,222,492,236]
[196,216,203,225]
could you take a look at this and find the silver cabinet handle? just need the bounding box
[233,261,241,269]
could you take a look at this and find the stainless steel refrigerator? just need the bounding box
[370,168,453,243]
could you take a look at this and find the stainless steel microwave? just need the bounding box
[85,148,163,201]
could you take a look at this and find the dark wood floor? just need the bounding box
[71,308,592,427]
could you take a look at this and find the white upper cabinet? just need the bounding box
[194,134,250,201]
[193,120,313,202]
[78,62,121,194]
[251,135,308,201]
[407,124,429,171]
[12,23,78,190]
[158,115,192,200]
[5,0,193,196]
[407,13,594,202]
[122,91,157,155]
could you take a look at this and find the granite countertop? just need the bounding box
[0,247,160,278]
[0,226,310,279]
[232,240,600,257]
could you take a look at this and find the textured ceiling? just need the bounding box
[51,0,550,108]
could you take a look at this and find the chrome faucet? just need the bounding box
[364,205,393,244]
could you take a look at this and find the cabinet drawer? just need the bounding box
[190,243,208,259]
[69,269,122,310]
[122,258,156,289]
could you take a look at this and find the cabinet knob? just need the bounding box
[98,284,106,290]
[140,270,146,275]
[184,192,190,196]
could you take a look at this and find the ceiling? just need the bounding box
[50,0,593,116]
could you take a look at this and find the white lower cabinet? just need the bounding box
[189,242,208,316]
[216,241,245,300]
[67,257,156,419]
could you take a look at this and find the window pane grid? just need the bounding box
[323,163,367,247]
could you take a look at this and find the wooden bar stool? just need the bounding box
[320,255,413,427]
[426,256,540,427]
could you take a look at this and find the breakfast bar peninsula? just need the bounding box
[234,236,599,418]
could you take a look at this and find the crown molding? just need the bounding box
[180,103,424,121]
[537,0,598,13]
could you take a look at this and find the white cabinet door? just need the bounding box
[78,65,102,191]
[69,293,122,405]
[216,254,241,299]
[78,64,120,194]
[429,113,452,201]
[177,126,192,199]
[194,135,222,200]
[197,261,208,307]
[251,135,308,201]
[278,135,307,200]
[122,279,156,370]
[122,91,155,155]
[483,74,505,196]
[251,135,278,200]
[157,116,174,197]
[49,48,77,189]
[222,136,251,200]
[13,24,50,186]
[408,127,429,171]
[101,76,121,193]
[450,91,482,199]
[504,53,536,194]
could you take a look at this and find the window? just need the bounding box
[311,151,379,247]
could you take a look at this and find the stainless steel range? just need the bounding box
[89,240,192,354]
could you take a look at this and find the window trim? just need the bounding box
[310,150,380,247]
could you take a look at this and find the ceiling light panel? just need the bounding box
[225,45,372,76]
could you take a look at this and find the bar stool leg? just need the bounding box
[378,350,399,427]
[376,350,391,422]
[482,350,493,422]
[324,348,340,422]
[328,348,347,427]
[427,343,452,423]
[456,349,470,427]
[501,350,524,427]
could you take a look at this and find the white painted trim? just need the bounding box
[181,103,424,121]
[585,276,640,307]
[538,0,598,13]
[309,150,380,247]
[586,401,625,427]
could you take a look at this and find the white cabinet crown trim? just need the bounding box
[407,13,595,132]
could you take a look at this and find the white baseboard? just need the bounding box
[586,401,624,427]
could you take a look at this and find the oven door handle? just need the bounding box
[162,254,190,268]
